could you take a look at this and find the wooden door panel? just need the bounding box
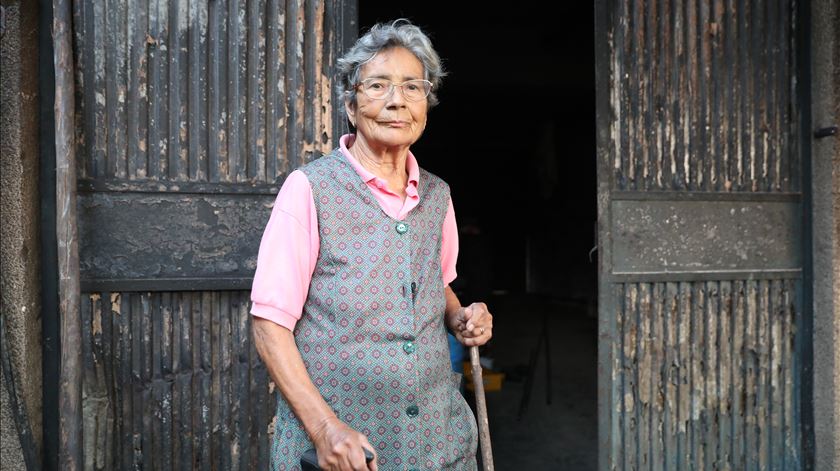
[71,0,356,467]
[595,0,806,469]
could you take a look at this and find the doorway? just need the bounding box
[359,3,598,468]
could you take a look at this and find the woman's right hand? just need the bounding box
[311,416,378,471]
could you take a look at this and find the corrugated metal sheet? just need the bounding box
[611,0,798,193]
[597,0,805,469]
[609,280,799,469]
[80,291,272,470]
[73,0,338,186]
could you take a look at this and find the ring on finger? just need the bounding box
[480,327,485,335]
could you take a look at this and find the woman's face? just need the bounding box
[347,47,428,150]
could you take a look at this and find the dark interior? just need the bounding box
[358,3,597,301]
[359,3,598,468]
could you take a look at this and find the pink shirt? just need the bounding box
[250,134,459,330]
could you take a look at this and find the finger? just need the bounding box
[335,451,352,471]
[358,437,377,471]
[468,326,492,346]
[465,303,489,330]
[360,439,378,471]
[348,446,368,471]
[366,449,379,471]
[463,305,475,328]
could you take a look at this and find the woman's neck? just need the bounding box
[349,135,409,182]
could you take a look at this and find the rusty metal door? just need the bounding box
[64,1,356,468]
[595,0,810,469]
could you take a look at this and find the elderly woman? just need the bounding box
[251,20,493,471]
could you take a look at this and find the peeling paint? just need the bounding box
[110,293,120,315]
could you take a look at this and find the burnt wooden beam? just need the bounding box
[53,0,82,466]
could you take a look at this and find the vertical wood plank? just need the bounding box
[650,283,665,471]
[162,292,175,468]
[149,293,163,471]
[116,293,132,471]
[769,279,783,470]
[615,0,629,191]
[235,293,252,470]
[613,284,625,469]
[81,294,95,470]
[705,282,719,470]
[637,283,652,469]
[147,0,165,180]
[689,282,705,468]
[624,284,639,471]
[782,280,795,468]
[718,281,733,470]
[221,292,234,469]
[207,0,223,183]
[677,282,690,469]
[247,0,265,181]
[286,0,306,169]
[196,291,212,470]
[732,280,746,470]
[227,0,243,183]
[744,281,758,469]
[757,280,770,469]
[641,1,662,190]
[674,0,688,190]
[177,292,195,469]
[629,0,641,191]
[663,282,678,471]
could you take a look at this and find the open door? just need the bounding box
[595,0,809,469]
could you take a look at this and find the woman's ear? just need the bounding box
[344,99,356,128]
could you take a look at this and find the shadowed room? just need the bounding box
[359,3,598,468]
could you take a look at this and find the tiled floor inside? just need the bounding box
[464,293,599,470]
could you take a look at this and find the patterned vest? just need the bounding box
[270,150,478,470]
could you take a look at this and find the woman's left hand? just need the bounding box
[450,302,493,346]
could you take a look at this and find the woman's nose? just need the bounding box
[385,85,408,107]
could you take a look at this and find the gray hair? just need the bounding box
[336,19,446,109]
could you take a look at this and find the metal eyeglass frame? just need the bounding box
[354,78,433,102]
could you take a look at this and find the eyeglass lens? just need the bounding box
[359,78,431,101]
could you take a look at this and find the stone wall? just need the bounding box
[0,0,42,469]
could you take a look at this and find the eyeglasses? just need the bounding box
[354,78,432,102]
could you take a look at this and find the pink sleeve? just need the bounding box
[250,170,319,331]
[441,198,459,286]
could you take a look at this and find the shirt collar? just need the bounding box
[339,134,420,189]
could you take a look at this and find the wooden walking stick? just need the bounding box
[469,345,495,471]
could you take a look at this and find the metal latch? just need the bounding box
[815,126,838,139]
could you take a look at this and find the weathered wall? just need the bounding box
[811,0,840,469]
[0,0,42,469]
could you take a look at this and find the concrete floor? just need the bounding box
[466,293,598,470]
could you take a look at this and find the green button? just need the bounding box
[395,222,408,234]
[406,404,419,418]
[403,341,416,354]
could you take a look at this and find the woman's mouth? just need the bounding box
[380,120,409,128]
